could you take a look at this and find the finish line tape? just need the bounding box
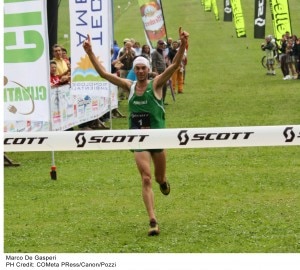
[3,125,300,152]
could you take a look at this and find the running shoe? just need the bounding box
[148,219,160,236]
[160,181,170,195]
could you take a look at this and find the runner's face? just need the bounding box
[134,64,149,80]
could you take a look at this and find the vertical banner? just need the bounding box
[69,0,118,127]
[3,0,50,132]
[269,0,292,41]
[224,0,232,22]
[254,0,266,39]
[231,0,246,37]
[211,0,219,20]
[138,0,167,49]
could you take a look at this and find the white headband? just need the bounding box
[133,57,150,69]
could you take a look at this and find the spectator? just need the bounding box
[52,44,70,83]
[165,37,173,55]
[114,41,136,99]
[112,40,120,61]
[61,47,71,65]
[117,38,135,58]
[151,40,168,104]
[278,34,290,80]
[141,44,153,70]
[261,35,276,76]
[162,42,168,62]
[168,40,185,93]
[50,60,61,87]
[289,35,298,79]
[133,41,142,56]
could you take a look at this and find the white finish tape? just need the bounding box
[3,125,300,152]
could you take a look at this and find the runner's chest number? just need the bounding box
[131,112,150,129]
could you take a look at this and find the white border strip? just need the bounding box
[4,125,300,152]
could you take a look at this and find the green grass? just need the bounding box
[4,0,300,253]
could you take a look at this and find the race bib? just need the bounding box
[130,112,150,129]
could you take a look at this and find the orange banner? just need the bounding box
[138,0,167,48]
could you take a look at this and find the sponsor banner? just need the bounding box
[269,0,292,41]
[3,0,50,130]
[254,0,266,39]
[70,0,111,90]
[69,0,118,128]
[231,0,246,37]
[138,0,167,49]
[70,0,112,83]
[50,84,118,131]
[223,0,232,22]
[4,125,300,152]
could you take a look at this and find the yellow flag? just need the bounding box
[231,0,246,37]
[269,0,292,40]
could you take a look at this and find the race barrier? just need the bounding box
[4,125,300,152]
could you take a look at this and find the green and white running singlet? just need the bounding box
[128,80,165,130]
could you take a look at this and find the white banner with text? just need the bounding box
[4,125,300,152]
[3,0,50,131]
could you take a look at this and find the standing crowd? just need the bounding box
[111,36,188,104]
[50,44,71,87]
[261,31,300,80]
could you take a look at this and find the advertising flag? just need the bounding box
[3,0,50,132]
[223,0,232,22]
[204,0,212,12]
[231,0,246,37]
[138,0,167,49]
[211,0,219,20]
[269,0,292,41]
[254,0,266,39]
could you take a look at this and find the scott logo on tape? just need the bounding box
[283,127,296,142]
[178,130,189,145]
[75,132,149,148]
[177,130,254,146]
[75,132,86,148]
